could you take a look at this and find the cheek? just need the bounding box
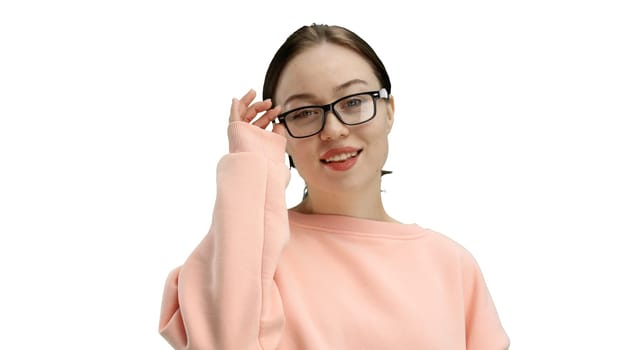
[286,138,302,156]
[365,116,392,141]
[285,140,292,156]
[286,139,311,167]
[363,124,391,161]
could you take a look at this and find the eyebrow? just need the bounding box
[282,79,369,106]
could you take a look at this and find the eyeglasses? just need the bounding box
[275,88,389,138]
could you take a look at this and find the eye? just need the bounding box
[338,97,364,111]
[345,98,362,107]
[290,108,318,120]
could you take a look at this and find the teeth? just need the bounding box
[324,151,358,163]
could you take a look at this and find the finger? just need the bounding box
[253,105,282,129]
[229,98,241,122]
[242,99,273,122]
[239,89,257,108]
[235,89,257,121]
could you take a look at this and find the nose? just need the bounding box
[319,110,349,141]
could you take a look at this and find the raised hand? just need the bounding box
[229,89,285,136]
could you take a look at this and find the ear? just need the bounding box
[385,95,395,133]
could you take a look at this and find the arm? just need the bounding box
[461,250,511,350]
[159,94,289,349]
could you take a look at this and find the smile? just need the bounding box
[321,150,361,163]
[319,148,363,171]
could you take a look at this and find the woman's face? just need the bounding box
[274,43,394,195]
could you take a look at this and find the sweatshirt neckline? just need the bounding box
[287,210,427,239]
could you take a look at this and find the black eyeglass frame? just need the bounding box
[274,88,389,138]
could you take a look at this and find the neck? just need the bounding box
[292,181,398,223]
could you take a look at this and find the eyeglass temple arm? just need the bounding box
[379,88,389,99]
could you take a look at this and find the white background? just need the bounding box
[1,0,621,348]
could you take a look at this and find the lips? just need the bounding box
[319,147,362,171]
[320,147,362,163]
[323,151,359,163]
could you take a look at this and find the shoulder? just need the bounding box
[410,225,489,283]
[417,225,477,261]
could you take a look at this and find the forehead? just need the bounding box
[275,43,378,104]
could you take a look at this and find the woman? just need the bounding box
[159,24,509,349]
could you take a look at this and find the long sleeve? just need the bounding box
[159,122,291,349]
[461,250,511,350]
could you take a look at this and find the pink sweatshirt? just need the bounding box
[159,122,510,349]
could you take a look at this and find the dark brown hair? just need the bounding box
[262,24,391,103]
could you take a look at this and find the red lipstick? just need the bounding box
[320,147,362,171]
